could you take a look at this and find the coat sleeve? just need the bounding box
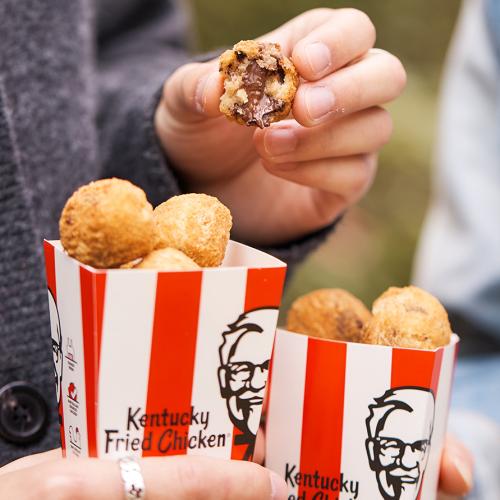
[97,0,189,206]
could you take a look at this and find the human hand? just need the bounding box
[155,8,406,246]
[438,434,474,499]
[0,448,287,499]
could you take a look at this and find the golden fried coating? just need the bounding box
[287,289,372,343]
[219,40,298,128]
[362,286,452,349]
[153,194,232,267]
[60,178,156,268]
[132,248,200,271]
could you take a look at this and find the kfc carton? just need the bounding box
[44,239,286,461]
[266,329,459,500]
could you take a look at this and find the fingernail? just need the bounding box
[264,128,298,157]
[269,470,287,500]
[195,72,217,114]
[453,455,473,493]
[305,42,331,76]
[305,86,335,122]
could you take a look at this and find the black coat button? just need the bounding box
[0,381,48,444]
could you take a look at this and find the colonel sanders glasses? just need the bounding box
[375,437,430,464]
[225,360,270,395]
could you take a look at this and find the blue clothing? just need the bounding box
[450,356,500,499]
[414,0,500,497]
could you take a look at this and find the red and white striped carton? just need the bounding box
[44,239,286,461]
[266,329,459,500]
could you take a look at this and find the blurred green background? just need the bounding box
[189,0,461,311]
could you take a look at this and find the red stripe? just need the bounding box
[430,349,444,395]
[391,347,444,500]
[80,268,95,456]
[44,241,57,300]
[231,427,249,461]
[298,338,347,497]
[391,348,440,389]
[244,268,286,311]
[143,271,202,456]
[80,268,107,457]
[94,273,106,373]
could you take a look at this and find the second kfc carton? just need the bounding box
[266,329,459,500]
[44,239,286,461]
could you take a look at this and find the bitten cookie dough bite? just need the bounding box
[60,178,156,268]
[153,193,232,267]
[133,248,200,271]
[219,40,299,128]
[362,286,452,349]
[287,289,372,343]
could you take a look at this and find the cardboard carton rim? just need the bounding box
[44,239,287,272]
[277,328,460,353]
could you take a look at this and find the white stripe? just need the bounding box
[340,343,393,499]
[98,270,157,459]
[187,268,247,458]
[419,335,459,498]
[55,248,89,457]
[265,329,308,497]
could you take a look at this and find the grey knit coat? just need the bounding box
[0,0,331,466]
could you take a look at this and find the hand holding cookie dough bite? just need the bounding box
[155,8,406,246]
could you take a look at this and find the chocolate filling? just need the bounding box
[234,60,283,128]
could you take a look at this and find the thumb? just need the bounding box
[159,61,223,123]
[144,455,287,500]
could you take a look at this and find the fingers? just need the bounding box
[157,61,222,126]
[439,435,474,496]
[145,456,285,500]
[254,108,392,163]
[0,448,62,476]
[261,153,377,221]
[0,456,287,500]
[261,8,373,61]
[293,49,406,127]
[158,8,401,131]
[0,458,123,500]
[291,9,376,81]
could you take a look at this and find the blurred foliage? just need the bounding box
[188,0,461,313]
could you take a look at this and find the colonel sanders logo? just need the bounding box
[366,387,435,500]
[48,290,63,405]
[218,308,278,460]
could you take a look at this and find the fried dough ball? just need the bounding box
[60,178,156,268]
[153,194,232,267]
[287,289,372,343]
[362,286,452,349]
[219,40,298,128]
[132,248,200,271]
